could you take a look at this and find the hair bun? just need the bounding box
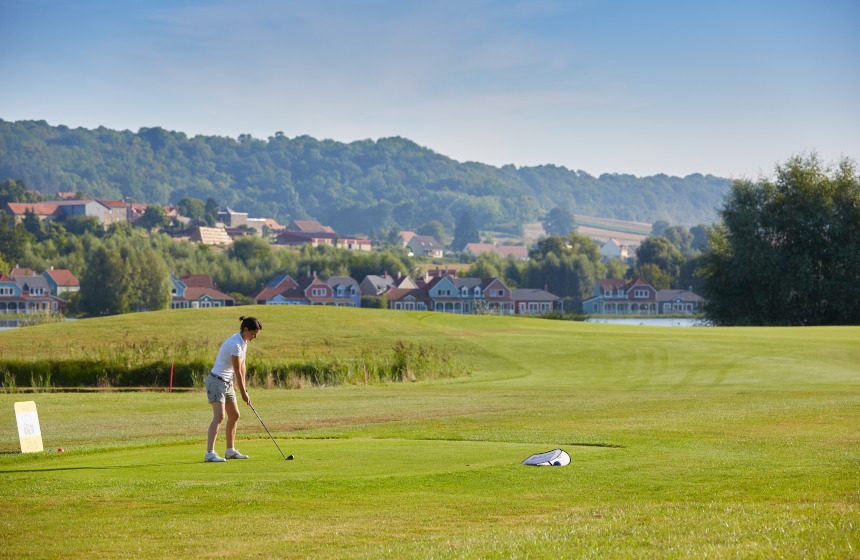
[239,316,246,321]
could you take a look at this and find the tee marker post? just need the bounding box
[14,401,44,453]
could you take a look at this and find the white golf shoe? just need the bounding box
[225,449,249,460]
[204,451,226,463]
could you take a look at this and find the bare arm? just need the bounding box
[232,354,250,405]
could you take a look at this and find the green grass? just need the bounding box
[1,307,858,559]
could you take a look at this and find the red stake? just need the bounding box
[169,362,174,393]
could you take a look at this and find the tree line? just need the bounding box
[0,119,729,237]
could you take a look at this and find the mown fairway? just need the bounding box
[1,307,858,559]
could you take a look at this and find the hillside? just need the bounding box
[0,119,730,234]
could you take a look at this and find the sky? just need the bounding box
[1,0,858,179]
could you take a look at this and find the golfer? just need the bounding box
[205,316,262,463]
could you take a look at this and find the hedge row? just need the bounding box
[0,342,467,390]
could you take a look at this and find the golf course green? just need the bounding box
[1,306,858,559]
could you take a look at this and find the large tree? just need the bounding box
[700,155,860,326]
[636,236,684,279]
[524,232,603,307]
[542,207,576,236]
[452,211,480,251]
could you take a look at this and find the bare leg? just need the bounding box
[225,401,241,450]
[207,402,225,451]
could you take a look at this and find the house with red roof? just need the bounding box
[42,267,80,298]
[170,273,234,309]
[252,272,342,306]
[286,220,335,233]
[464,243,530,260]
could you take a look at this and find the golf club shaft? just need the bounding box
[249,403,287,460]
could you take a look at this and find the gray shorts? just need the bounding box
[206,373,236,404]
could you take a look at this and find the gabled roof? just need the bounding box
[190,226,233,245]
[180,274,216,289]
[325,276,359,289]
[10,267,36,277]
[450,277,483,290]
[498,245,529,259]
[288,220,335,233]
[625,277,654,293]
[295,273,328,291]
[264,218,286,231]
[385,288,432,304]
[464,243,497,255]
[408,235,442,251]
[175,287,234,302]
[252,274,299,300]
[511,288,560,302]
[480,277,513,299]
[361,274,397,294]
[265,274,297,289]
[596,278,627,292]
[656,290,703,303]
[0,273,14,283]
[96,199,128,208]
[602,238,628,249]
[3,202,64,216]
[43,268,79,287]
[14,275,50,291]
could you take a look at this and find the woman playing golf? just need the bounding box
[205,316,262,463]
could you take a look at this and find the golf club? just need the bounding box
[249,402,294,460]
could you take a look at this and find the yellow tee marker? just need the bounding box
[14,401,43,453]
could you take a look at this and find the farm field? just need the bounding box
[1,307,858,559]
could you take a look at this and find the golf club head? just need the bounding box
[286,454,294,460]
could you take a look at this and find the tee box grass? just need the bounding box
[0,306,858,559]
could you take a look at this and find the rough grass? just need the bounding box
[0,307,858,559]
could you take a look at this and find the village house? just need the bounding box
[599,238,636,265]
[407,235,443,258]
[42,267,80,298]
[582,278,703,315]
[170,273,234,309]
[0,272,65,314]
[359,273,416,297]
[252,272,355,306]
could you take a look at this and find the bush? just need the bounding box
[0,341,468,390]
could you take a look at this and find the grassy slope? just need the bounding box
[0,307,858,559]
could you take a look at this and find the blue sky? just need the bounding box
[2,0,858,178]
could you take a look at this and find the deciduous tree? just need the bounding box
[452,212,480,251]
[700,154,860,325]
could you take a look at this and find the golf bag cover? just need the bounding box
[522,449,571,466]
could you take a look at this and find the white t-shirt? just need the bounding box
[210,332,247,382]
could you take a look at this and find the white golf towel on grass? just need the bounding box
[522,449,571,466]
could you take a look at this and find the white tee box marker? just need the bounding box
[14,401,43,453]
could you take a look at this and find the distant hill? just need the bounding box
[0,119,730,235]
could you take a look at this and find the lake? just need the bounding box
[585,317,712,327]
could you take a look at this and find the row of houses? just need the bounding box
[1,199,181,229]
[1,265,702,317]
[169,271,704,316]
[249,269,561,315]
[169,268,563,315]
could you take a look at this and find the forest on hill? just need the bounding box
[0,119,729,235]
